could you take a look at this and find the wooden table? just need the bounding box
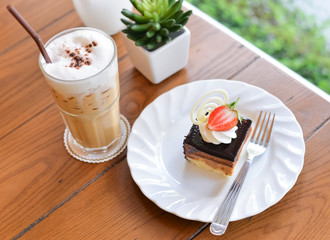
[1,1,329,239]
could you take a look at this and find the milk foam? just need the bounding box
[42,29,114,80]
[40,28,118,95]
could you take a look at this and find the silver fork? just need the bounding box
[210,111,276,235]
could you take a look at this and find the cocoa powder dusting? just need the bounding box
[64,41,98,69]
[73,56,84,68]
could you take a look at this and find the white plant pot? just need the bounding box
[72,0,133,35]
[122,27,191,84]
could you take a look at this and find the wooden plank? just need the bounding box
[0,0,76,53]
[193,121,330,240]
[232,58,330,140]
[18,159,206,240]
[0,105,127,239]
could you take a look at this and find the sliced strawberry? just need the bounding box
[207,98,240,131]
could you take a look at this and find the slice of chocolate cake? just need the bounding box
[183,88,252,176]
[183,119,252,176]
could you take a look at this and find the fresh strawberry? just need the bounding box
[207,98,241,131]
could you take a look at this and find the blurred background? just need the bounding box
[186,0,330,94]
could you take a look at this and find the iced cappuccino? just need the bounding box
[39,28,122,159]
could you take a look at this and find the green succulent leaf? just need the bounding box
[163,0,183,19]
[171,10,184,20]
[162,0,168,10]
[141,2,152,12]
[127,34,145,41]
[130,23,153,32]
[178,10,192,22]
[121,18,133,26]
[144,11,153,18]
[155,34,163,43]
[136,36,150,46]
[177,16,189,26]
[164,36,171,43]
[146,40,158,50]
[168,24,182,32]
[122,9,150,23]
[161,19,176,28]
[122,28,144,36]
[130,0,144,14]
[160,28,169,36]
[146,30,156,38]
[168,0,176,7]
[151,23,161,31]
[152,12,160,22]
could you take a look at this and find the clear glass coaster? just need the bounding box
[64,114,130,163]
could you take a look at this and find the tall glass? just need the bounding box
[39,28,129,162]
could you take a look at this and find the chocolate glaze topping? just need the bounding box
[184,119,252,162]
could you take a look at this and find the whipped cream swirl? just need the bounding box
[190,89,238,145]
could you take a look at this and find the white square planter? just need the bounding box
[122,27,190,84]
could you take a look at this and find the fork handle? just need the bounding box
[210,159,252,235]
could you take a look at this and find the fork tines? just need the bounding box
[250,111,275,147]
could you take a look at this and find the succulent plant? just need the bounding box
[121,0,192,51]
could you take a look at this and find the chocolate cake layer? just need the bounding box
[183,119,252,162]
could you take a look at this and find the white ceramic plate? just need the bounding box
[127,79,305,222]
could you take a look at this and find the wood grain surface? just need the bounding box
[0,0,329,239]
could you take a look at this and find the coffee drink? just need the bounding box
[40,28,121,150]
